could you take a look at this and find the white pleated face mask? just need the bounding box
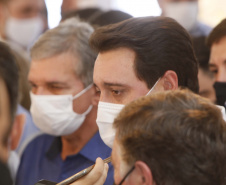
[30,84,93,136]
[5,16,44,48]
[96,79,160,148]
[164,1,198,31]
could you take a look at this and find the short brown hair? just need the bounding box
[114,89,226,185]
[90,16,199,93]
[207,18,226,47]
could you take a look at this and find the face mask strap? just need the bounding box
[73,84,93,100]
[146,78,160,96]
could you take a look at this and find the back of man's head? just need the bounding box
[114,89,226,185]
[0,42,18,123]
[31,18,97,87]
[90,16,199,93]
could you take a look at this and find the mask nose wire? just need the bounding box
[72,84,93,100]
[146,78,161,96]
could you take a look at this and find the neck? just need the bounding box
[60,107,98,160]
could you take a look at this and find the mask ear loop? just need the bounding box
[146,78,160,96]
[73,84,93,100]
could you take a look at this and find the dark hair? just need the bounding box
[207,18,226,47]
[61,8,103,23]
[192,36,210,72]
[0,42,18,122]
[90,16,199,93]
[90,10,133,27]
[114,89,226,185]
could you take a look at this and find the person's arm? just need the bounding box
[70,157,109,185]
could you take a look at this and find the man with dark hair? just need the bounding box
[91,16,199,148]
[206,18,226,108]
[0,41,19,185]
[112,89,226,185]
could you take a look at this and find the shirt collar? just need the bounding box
[46,137,61,159]
[79,132,111,162]
[46,132,111,162]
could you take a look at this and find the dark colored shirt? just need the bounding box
[189,21,212,37]
[15,132,113,185]
[0,161,12,185]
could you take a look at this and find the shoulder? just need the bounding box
[190,21,212,36]
[20,134,56,160]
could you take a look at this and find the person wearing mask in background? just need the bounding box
[112,89,226,185]
[0,41,19,185]
[207,18,226,109]
[157,0,212,37]
[0,0,48,58]
[192,36,216,103]
[15,18,113,185]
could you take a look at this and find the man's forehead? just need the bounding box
[9,0,44,9]
[210,37,226,63]
[29,56,79,82]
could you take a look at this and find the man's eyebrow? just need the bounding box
[208,63,217,68]
[28,80,67,86]
[103,82,127,87]
[45,82,68,86]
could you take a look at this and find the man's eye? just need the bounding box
[49,86,63,90]
[210,69,218,75]
[112,90,121,95]
[95,87,101,94]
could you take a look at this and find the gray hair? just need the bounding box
[31,18,97,87]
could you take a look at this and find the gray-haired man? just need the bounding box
[15,18,113,185]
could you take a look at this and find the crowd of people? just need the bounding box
[0,0,226,185]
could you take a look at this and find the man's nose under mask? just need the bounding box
[96,79,160,148]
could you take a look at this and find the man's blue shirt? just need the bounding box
[15,132,113,185]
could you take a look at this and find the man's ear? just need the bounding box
[162,70,178,91]
[133,161,155,185]
[90,86,100,106]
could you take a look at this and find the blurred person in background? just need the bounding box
[61,9,132,29]
[157,0,212,36]
[207,18,226,109]
[0,0,48,58]
[0,41,19,185]
[192,36,216,103]
[90,10,132,27]
[61,0,115,18]
[61,7,103,23]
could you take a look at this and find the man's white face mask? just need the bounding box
[163,1,198,31]
[5,16,44,49]
[96,79,160,148]
[30,84,93,136]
